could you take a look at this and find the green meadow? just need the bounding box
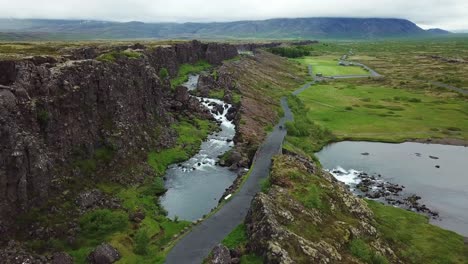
[293,56,369,76]
[297,82,468,142]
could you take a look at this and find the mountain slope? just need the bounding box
[0,17,450,40]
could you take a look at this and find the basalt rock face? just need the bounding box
[0,40,238,240]
[235,40,319,52]
[0,60,17,85]
[146,40,238,77]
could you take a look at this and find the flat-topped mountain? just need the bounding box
[0,17,450,40]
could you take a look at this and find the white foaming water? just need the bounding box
[327,166,362,186]
[161,74,238,221]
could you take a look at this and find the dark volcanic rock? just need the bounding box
[0,60,17,85]
[51,252,73,264]
[226,107,237,121]
[209,244,231,264]
[0,240,47,264]
[87,243,121,264]
[0,40,239,241]
[75,189,121,213]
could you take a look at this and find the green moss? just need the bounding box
[299,184,323,209]
[37,109,50,127]
[170,60,212,88]
[73,146,115,176]
[97,50,142,62]
[144,177,166,196]
[240,254,264,264]
[148,118,216,176]
[349,239,389,264]
[79,209,129,240]
[232,92,242,104]
[208,89,225,100]
[260,178,272,193]
[159,67,169,79]
[134,229,151,255]
[222,224,248,249]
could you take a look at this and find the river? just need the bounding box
[160,75,237,221]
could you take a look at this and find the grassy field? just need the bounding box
[292,38,468,90]
[296,81,468,143]
[293,56,368,76]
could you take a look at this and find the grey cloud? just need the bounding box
[0,0,466,30]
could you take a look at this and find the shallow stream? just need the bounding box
[160,75,237,221]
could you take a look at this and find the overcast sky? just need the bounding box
[0,0,467,30]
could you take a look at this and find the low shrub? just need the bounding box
[268,46,310,58]
[133,228,150,255]
[145,177,167,196]
[159,68,169,79]
[79,209,128,240]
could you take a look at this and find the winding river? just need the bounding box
[316,141,468,236]
[160,75,237,221]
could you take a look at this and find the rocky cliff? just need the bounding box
[0,40,238,240]
[243,154,400,264]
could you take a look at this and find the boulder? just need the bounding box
[174,86,190,103]
[226,107,237,121]
[129,209,146,223]
[51,252,74,264]
[210,244,231,264]
[87,243,121,264]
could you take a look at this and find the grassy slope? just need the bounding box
[293,56,368,76]
[220,50,308,157]
[296,81,468,142]
[220,224,264,264]
[368,200,468,264]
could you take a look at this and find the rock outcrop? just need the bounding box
[87,243,121,264]
[209,244,232,264]
[0,40,238,241]
[244,154,399,264]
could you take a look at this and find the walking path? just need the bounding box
[165,80,313,264]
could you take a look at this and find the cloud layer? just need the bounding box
[0,0,467,30]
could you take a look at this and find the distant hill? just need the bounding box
[0,17,452,40]
[425,28,451,35]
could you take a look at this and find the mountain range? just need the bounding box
[0,17,452,40]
